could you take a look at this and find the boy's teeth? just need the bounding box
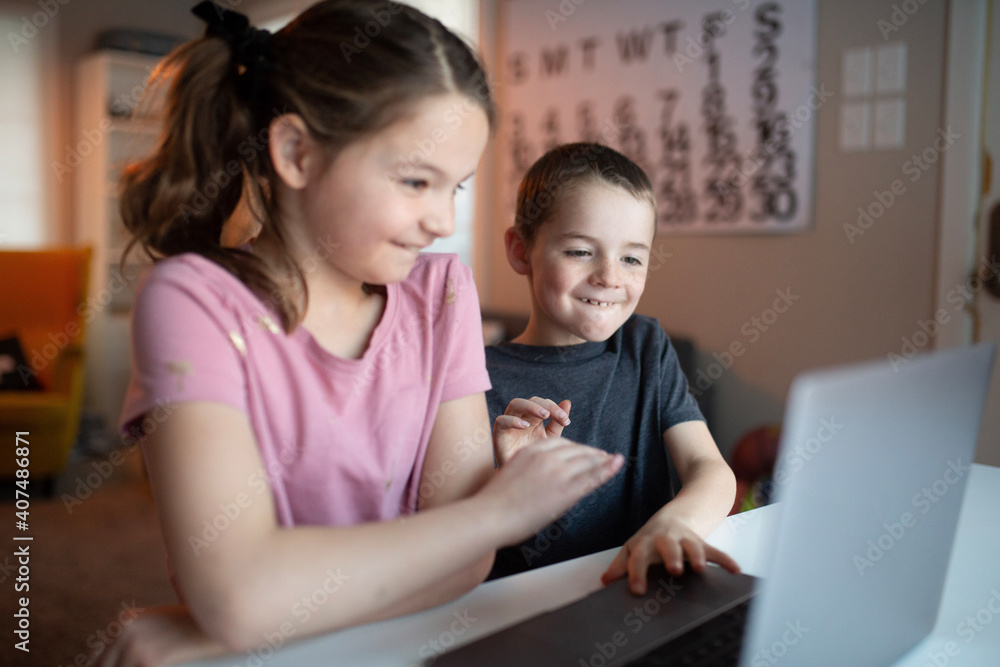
[581,298,611,307]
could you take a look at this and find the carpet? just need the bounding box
[0,446,176,666]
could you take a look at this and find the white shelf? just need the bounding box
[74,50,164,430]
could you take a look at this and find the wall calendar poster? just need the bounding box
[497,0,819,235]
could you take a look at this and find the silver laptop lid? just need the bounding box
[740,343,996,666]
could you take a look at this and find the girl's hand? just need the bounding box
[90,605,228,667]
[493,397,572,467]
[600,513,740,595]
[479,436,623,546]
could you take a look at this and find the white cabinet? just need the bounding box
[73,50,163,434]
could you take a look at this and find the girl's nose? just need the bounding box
[421,196,456,238]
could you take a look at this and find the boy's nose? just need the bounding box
[592,258,621,287]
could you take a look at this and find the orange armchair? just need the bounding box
[0,248,92,489]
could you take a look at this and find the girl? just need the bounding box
[95,2,623,664]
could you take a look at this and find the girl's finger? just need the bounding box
[522,444,618,500]
[519,436,580,454]
[565,451,624,499]
[91,635,122,667]
[528,439,613,462]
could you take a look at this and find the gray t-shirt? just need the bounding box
[485,314,705,579]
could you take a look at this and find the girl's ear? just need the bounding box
[504,226,532,276]
[269,114,320,190]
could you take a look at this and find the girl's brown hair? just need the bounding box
[121,0,495,331]
[514,142,656,247]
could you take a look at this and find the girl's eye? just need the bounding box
[452,182,467,196]
[565,249,591,258]
[402,179,428,190]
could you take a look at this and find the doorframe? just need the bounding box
[935,0,988,348]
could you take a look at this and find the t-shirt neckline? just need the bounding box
[292,282,399,368]
[491,337,607,363]
[177,252,400,370]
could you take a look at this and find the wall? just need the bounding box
[1,0,61,246]
[51,0,199,245]
[479,0,950,456]
[5,0,964,459]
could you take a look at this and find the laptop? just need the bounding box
[431,343,996,666]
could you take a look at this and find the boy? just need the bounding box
[489,143,739,594]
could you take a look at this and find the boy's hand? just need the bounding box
[600,513,740,595]
[493,397,572,466]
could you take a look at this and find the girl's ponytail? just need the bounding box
[121,1,497,333]
[120,7,300,329]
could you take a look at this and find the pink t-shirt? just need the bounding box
[120,252,490,527]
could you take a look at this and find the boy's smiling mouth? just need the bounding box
[579,297,614,307]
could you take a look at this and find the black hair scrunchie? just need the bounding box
[191,1,272,101]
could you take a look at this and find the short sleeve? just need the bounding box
[437,258,491,403]
[659,331,705,430]
[119,259,249,436]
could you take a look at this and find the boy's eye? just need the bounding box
[623,256,643,266]
[565,249,591,258]
[402,179,428,190]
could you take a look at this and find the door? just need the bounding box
[974,1,1000,465]
[938,0,1000,466]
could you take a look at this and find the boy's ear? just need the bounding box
[268,113,321,190]
[504,227,532,276]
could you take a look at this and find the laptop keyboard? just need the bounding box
[627,598,750,666]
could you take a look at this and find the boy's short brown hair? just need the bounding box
[514,142,656,246]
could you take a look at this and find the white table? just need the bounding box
[187,464,1000,666]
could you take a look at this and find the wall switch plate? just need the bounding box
[843,47,873,97]
[874,98,906,149]
[840,102,871,151]
[876,42,907,94]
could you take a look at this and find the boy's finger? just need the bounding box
[705,545,742,574]
[505,398,550,421]
[680,536,706,573]
[545,416,567,438]
[601,547,629,586]
[656,536,685,577]
[546,399,573,437]
[627,543,652,595]
[494,415,531,431]
[530,396,570,425]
